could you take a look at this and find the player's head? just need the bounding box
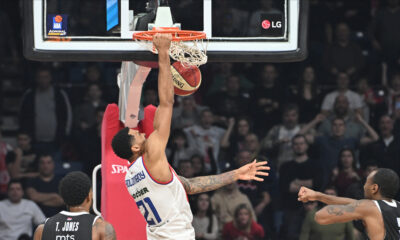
[112,127,146,160]
[364,168,400,200]
[59,171,92,208]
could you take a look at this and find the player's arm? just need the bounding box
[146,34,174,153]
[315,200,371,225]
[298,186,357,205]
[33,224,44,240]
[179,160,269,195]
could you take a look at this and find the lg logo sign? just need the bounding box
[262,20,282,29]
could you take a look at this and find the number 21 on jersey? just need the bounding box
[137,197,162,225]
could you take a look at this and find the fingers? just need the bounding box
[255,161,268,166]
[252,176,264,182]
[257,166,270,171]
[255,172,269,177]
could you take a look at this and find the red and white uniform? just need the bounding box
[125,156,194,240]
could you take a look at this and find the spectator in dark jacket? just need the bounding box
[19,67,72,153]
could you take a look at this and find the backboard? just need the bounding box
[23,0,309,62]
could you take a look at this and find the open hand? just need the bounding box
[237,160,270,181]
[298,186,318,203]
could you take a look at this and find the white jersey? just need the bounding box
[125,156,195,240]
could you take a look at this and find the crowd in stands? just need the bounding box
[1,0,400,239]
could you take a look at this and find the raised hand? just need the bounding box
[298,186,318,203]
[152,33,172,53]
[236,160,270,182]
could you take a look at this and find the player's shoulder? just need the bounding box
[93,218,116,239]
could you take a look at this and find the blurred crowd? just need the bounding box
[1,0,400,240]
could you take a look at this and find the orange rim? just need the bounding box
[133,27,206,41]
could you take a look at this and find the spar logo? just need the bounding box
[262,19,282,29]
[111,164,129,174]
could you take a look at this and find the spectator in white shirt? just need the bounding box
[0,180,45,240]
[321,73,363,116]
[184,109,225,173]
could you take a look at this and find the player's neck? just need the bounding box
[69,205,89,213]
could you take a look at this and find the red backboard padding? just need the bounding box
[101,104,156,240]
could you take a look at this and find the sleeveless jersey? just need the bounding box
[125,156,195,240]
[42,211,100,240]
[374,200,400,240]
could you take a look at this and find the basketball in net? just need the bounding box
[171,61,201,96]
[133,27,207,68]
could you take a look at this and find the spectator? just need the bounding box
[177,159,195,179]
[323,22,365,81]
[356,77,385,123]
[0,180,45,240]
[212,0,249,37]
[299,186,355,240]
[220,117,253,164]
[206,63,253,97]
[371,0,400,71]
[222,204,265,240]
[211,183,256,231]
[369,115,400,178]
[345,160,378,200]
[172,96,207,130]
[235,149,275,237]
[260,104,315,169]
[385,73,400,116]
[279,134,322,240]
[192,193,219,240]
[73,83,106,131]
[166,129,198,168]
[321,73,363,116]
[191,154,207,177]
[332,148,362,196]
[6,131,39,180]
[0,129,12,199]
[74,106,104,175]
[312,116,379,188]
[318,95,367,139]
[142,87,158,107]
[184,109,225,173]
[19,66,73,154]
[251,64,284,134]
[287,66,323,122]
[207,75,251,125]
[26,154,64,217]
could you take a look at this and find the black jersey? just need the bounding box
[42,211,100,240]
[375,200,400,240]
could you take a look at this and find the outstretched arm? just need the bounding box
[298,186,356,205]
[315,200,371,225]
[179,160,269,195]
[94,218,117,240]
[147,34,174,152]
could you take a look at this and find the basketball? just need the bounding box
[55,15,63,23]
[171,62,201,96]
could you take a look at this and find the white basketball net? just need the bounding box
[136,38,208,67]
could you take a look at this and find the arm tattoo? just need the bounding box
[326,200,363,216]
[179,171,237,195]
[105,223,116,240]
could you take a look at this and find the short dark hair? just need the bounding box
[8,179,23,190]
[283,103,299,115]
[372,168,400,199]
[111,127,134,160]
[59,171,92,207]
[292,134,308,145]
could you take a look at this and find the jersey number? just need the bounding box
[137,197,162,225]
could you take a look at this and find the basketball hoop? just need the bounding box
[133,27,208,67]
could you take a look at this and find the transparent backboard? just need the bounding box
[23,0,309,62]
